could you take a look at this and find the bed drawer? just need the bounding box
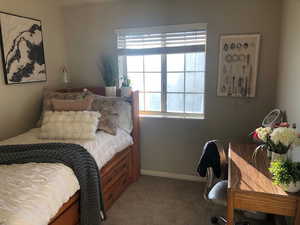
[101,154,130,191]
[100,147,132,211]
[103,171,130,210]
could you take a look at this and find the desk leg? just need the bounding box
[294,201,300,225]
[227,189,234,225]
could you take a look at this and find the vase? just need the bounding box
[282,181,300,193]
[271,152,288,162]
[105,86,116,96]
[121,87,132,97]
[267,150,272,160]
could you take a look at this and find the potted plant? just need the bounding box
[100,55,117,96]
[269,159,300,193]
[120,74,132,97]
[252,126,298,162]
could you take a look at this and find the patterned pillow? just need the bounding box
[90,95,133,133]
[98,111,118,135]
[36,90,92,127]
[52,96,94,111]
[91,96,118,135]
[40,111,101,140]
[43,90,92,111]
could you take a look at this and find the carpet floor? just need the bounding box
[102,175,274,225]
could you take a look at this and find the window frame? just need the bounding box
[117,23,207,119]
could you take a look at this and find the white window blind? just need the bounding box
[117,23,207,55]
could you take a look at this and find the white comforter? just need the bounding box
[0,163,79,225]
[0,128,133,225]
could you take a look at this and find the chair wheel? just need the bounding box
[211,217,218,224]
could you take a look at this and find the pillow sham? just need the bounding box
[98,111,118,135]
[36,90,92,127]
[91,98,118,135]
[91,95,133,133]
[43,90,92,111]
[40,111,100,140]
[52,96,94,111]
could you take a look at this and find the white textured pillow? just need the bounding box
[40,111,101,140]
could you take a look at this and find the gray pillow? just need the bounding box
[91,95,133,134]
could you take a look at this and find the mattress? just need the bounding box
[0,128,133,225]
[1,128,133,169]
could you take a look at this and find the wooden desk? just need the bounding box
[227,143,300,225]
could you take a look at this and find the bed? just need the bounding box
[0,87,140,225]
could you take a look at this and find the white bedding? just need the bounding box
[0,163,79,225]
[0,128,133,225]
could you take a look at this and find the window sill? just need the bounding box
[139,113,205,120]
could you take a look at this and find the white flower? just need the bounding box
[256,127,272,142]
[270,127,297,147]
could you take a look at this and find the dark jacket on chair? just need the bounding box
[197,141,221,178]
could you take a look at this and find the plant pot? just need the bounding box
[267,150,272,160]
[271,152,288,162]
[105,86,116,96]
[121,87,132,97]
[282,181,300,193]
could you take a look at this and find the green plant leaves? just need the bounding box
[101,56,117,86]
[269,160,300,186]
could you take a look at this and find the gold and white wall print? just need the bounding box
[217,34,260,97]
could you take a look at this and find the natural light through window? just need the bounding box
[117,23,207,118]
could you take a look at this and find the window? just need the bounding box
[117,23,207,118]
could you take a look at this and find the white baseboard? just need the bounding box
[141,169,205,182]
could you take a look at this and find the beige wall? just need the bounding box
[277,0,300,160]
[63,0,282,175]
[0,0,67,140]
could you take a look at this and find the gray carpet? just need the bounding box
[103,175,273,225]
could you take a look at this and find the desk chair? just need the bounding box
[203,140,249,225]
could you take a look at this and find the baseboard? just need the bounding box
[141,169,205,182]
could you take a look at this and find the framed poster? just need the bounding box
[0,12,47,84]
[217,33,260,97]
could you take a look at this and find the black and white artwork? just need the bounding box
[0,13,46,84]
[217,34,260,97]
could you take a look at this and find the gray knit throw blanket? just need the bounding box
[0,143,104,225]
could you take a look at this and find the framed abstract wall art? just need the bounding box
[217,33,260,97]
[0,12,47,84]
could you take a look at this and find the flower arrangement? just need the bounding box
[253,127,272,143]
[252,124,299,161]
[254,126,297,154]
[253,123,300,192]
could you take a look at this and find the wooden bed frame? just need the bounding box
[49,87,140,225]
